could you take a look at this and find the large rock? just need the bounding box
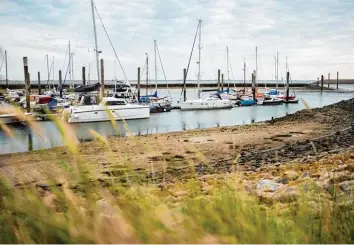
[272,186,299,203]
[281,170,299,184]
[257,179,283,202]
[339,180,354,195]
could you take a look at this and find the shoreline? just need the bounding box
[0,98,353,184]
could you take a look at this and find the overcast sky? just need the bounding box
[0,0,353,82]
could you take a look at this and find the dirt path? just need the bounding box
[0,99,353,185]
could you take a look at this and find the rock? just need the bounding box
[330,171,352,183]
[257,180,283,192]
[273,186,299,203]
[283,170,299,182]
[339,180,354,195]
[299,171,312,179]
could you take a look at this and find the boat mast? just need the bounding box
[68,41,71,87]
[255,46,257,84]
[52,56,55,90]
[71,52,74,88]
[90,0,100,84]
[154,39,158,93]
[243,58,246,92]
[197,19,202,98]
[45,54,49,88]
[276,51,279,89]
[146,53,148,96]
[226,46,229,88]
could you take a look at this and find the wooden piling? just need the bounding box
[59,70,62,98]
[5,50,8,89]
[321,75,324,92]
[100,59,104,99]
[221,73,224,91]
[336,71,339,89]
[251,71,256,101]
[37,71,41,95]
[23,57,30,113]
[183,68,187,102]
[137,67,141,102]
[328,73,330,88]
[217,69,220,91]
[286,71,290,102]
[82,66,86,86]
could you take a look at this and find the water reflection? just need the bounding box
[0,90,353,154]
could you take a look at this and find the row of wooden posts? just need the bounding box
[319,72,340,92]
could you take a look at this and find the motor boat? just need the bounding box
[256,96,283,105]
[149,97,172,113]
[180,94,233,111]
[63,95,150,123]
[34,96,71,114]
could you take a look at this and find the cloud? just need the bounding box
[0,0,353,82]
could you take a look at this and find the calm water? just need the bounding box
[0,88,353,155]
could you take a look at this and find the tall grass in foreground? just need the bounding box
[0,104,353,244]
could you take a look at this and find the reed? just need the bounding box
[0,105,353,244]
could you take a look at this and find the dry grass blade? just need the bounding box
[300,98,311,110]
[89,129,109,146]
[0,120,13,137]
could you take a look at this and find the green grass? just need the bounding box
[0,103,353,244]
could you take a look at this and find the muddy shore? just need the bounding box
[0,98,353,187]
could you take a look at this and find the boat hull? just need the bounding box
[180,100,233,111]
[0,114,22,124]
[67,106,150,123]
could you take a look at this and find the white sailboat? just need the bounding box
[63,0,150,123]
[180,20,233,111]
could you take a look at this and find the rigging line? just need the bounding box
[93,2,129,84]
[61,43,69,72]
[140,59,146,80]
[227,50,236,89]
[180,19,200,99]
[0,54,4,73]
[63,53,73,85]
[156,42,172,100]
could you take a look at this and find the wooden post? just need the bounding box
[5,50,8,89]
[328,73,330,88]
[183,68,187,102]
[286,71,290,102]
[100,59,104,99]
[137,67,141,102]
[23,57,30,113]
[221,73,224,91]
[37,71,41,95]
[217,69,220,91]
[82,66,86,86]
[321,75,324,92]
[59,70,62,98]
[251,71,256,101]
[336,71,339,89]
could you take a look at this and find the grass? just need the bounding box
[0,101,353,244]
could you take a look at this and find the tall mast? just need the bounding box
[286,55,288,74]
[243,58,246,92]
[197,19,202,98]
[5,50,8,89]
[90,0,100,84]
[146,53,148,96]
[276,51,279,89]
[71,52,74,88]
[52,56,55,89]
[226,46,230,85]
[255,46,258,84]
[45,54,49,88]
[68,41,71,87]
[154,39,158,92]
[274,56,276,84]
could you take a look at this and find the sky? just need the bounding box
[0,0,353,82]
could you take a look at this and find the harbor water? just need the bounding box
[0,87,353,155]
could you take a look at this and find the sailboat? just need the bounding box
[63,0,150,123]
[180,20,233,111]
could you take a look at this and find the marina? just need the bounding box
[0,88,353,154]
